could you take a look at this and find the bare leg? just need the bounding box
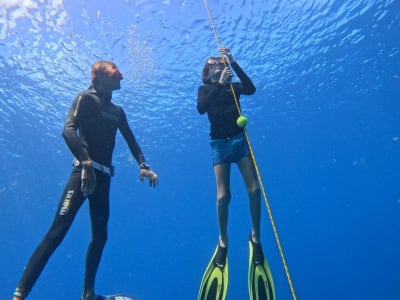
[237,156,261,243]
[213,163,231,248]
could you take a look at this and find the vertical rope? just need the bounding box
[203,1,297,299]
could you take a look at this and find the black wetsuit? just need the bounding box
[16,86,146,296]
[197,61,256,139]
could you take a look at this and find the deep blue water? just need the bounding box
[1,0,399,299]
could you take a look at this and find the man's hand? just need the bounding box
[140,169,159,187]
[81,160,97,196]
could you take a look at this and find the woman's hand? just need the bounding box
[218,67,233,85]
[219,47,235,64]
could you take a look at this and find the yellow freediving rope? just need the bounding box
[203,1,298,299]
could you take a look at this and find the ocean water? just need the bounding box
[1,0,399,299]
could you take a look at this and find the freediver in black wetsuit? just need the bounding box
[12,61,158,300]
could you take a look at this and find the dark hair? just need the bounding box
[201,62,212,84]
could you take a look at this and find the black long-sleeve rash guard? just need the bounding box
[197,61,256,139]
[62,86,145,167]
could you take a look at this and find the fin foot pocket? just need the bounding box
[248,239,276,300]
[198,244,229,300]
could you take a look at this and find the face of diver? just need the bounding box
[98,68,123,92]
[208,63,224,83]
[107,76,122,91]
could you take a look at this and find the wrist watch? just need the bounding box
[139,162,151,170]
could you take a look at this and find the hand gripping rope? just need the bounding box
[203,1,298,299]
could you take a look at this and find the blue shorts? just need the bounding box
[210,132,249,166]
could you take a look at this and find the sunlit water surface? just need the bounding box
[1,1,399,299]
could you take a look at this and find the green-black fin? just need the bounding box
[248,240,275,300]
[197,244,228,300]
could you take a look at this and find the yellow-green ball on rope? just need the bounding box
[236,115,248,128]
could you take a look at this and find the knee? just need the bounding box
[44,224,69,248]
[248,185,261,200]
[90,235,107,251]
[217,191,231,207]
[92,225,108,246]
[94,235,107,247]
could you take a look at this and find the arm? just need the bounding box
[62,94,96,196]
[62,94,90,162]
[118,109,146,165]
[219,47,256,95]
[118,108,158,187]
[230,61,256,95]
